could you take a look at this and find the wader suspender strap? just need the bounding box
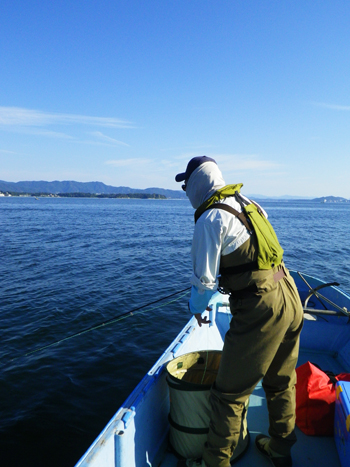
[201,203,253,234]
[199,203,258,275]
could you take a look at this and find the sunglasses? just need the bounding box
[181,180,188,191]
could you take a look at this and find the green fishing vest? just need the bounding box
[195,184,284,271]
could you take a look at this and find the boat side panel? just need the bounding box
[115,372,170,467]
[300,320,350,355]
[76,434,115,466]
[338,338,350,372]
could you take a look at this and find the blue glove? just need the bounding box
[188,285,215,315]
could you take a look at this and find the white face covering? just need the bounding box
[185,162,226,209]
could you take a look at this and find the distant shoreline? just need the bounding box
[0,192,349,203]
[1,181,349,201]
[0,192,167,199]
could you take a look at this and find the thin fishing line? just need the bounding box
[200,308,211,385]
[200,328,210,385]
[5,286,191,365]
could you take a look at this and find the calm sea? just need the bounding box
[1,197,350,466]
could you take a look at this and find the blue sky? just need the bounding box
[1,1,350,197]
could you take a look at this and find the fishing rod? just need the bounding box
[3,286,191,366]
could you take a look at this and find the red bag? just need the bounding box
[295,361,350,436]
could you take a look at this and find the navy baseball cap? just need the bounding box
[175,156,216,182]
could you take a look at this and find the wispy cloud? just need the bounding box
[0,148,18,154]
[313,102,350,111]
[105,158,152,167]
[25,128,75,139]
[175,153,280,172]
[91,131,129,146]
[0,106,134,128]
[216,154,279,171]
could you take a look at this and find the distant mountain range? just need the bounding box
[0,180,187,199]
[0,180,348,202]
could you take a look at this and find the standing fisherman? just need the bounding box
[175,157,303,467]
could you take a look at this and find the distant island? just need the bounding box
[312,196,349,203]
[0,180,349,202]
